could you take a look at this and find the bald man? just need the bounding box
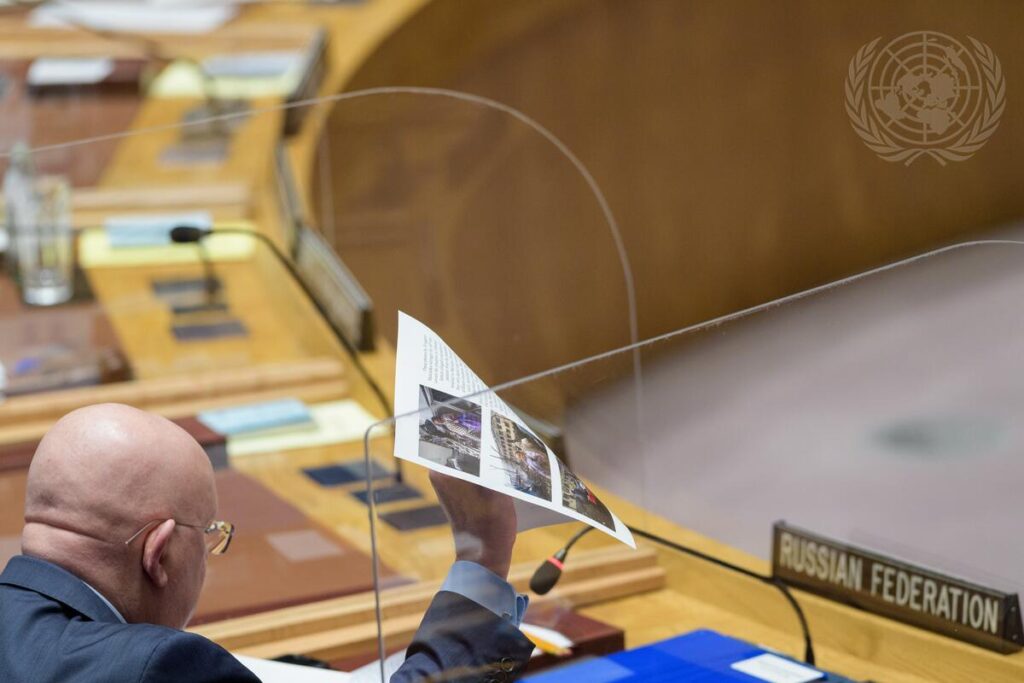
[0,404,533,682]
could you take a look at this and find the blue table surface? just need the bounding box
[523,629,860,682]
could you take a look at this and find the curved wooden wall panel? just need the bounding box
[312,0,1024,405]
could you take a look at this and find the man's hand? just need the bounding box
[429,470,517,579]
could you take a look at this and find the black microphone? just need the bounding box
[171,224,401,484]
[529,548,568,595]
[169,225,212,243]
[532,524,816,665]
[529,526,588,594]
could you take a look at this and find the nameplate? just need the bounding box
[772,522,1023,653]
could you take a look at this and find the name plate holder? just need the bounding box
[772,522,1023,653]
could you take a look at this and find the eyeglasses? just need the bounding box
[124,519,234,556]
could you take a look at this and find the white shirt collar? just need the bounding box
[82,581,127,624]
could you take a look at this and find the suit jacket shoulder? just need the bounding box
[139,629,260,683]
[0,555,259,683]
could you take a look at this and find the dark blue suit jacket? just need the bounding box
[0,555,533,683]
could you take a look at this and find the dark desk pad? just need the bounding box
[304,460,393,486]
[519,606,626,673]
[351,482,423,506]
[0,60,143,188]
[172,318,248,342]
[0,467,400,626]
[195,469,402,625]
[329,605,625,674]
[378,504,449,531]
[0,270,132,396]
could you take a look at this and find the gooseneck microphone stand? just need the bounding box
[531,524,816,665]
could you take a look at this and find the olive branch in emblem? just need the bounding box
[845,35,1006,166]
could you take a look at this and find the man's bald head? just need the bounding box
[26,403,215,535]
[21,404,217,628]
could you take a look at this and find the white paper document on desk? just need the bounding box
[27,57,113,87]
[235,652,408,682]
[393,312,634,547]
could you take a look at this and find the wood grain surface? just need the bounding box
[2,1,1021,680]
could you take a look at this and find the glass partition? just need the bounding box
[0,84,643,677]
[3,73,1023,682]
[3,83,640,401]
[0,95,384,636]
[302,87,647,677]
[366,239,1024,681]
[310,87,640,410]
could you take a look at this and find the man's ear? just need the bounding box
[141,519,176,589]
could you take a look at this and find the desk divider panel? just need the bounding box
[367,240,1024,681]
[2,86,1022,683]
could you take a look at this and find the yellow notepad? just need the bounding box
[79,222,257,268]
[149,58,304,100]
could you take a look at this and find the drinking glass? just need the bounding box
[12,174,73,306]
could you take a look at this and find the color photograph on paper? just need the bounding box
[490,414,553,501]
[561,468,614,529]
[417,385,482,476]
[395,312,634,547]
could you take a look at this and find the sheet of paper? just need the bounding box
[349,650,406,682]
[227,399,379,458]
[31,2,236,34]
[393,312,634,547]
[203,51,303,79]
[199,398,313,436]
[233,655,351,682]
[730,654,824,683]
[27,57,113,87]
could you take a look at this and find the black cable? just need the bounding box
[533,524,816,665]
[626,526,815,665]
[70,224,397,478]
[561,525,590,554]
[195,238,221,306]
[169,226,402,483]
[210,228,392,415]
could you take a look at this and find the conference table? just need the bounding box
[1,3,1022,682]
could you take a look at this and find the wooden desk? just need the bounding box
[0,60,142,187]
[0,3,385,436]
[3,2,1021,681]
[0,466,395,628]
[113,2,1024,678]
[272,3,1024,679]
[0,220,353,442]
[195,468,398,626]
[0,16,323,62]
[84,249,341,379]
[0,10,324,235]
[222,351,1024,683]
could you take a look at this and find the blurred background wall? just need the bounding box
[310,0,1024,406]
